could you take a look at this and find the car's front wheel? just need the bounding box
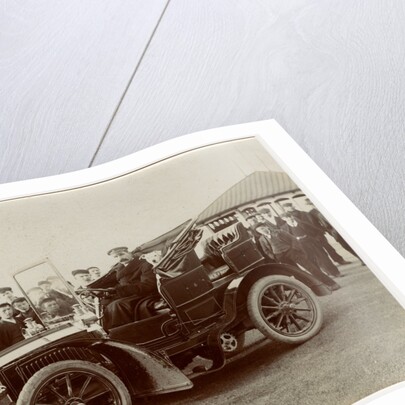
[247,275,323,344]
[17,360,132,405]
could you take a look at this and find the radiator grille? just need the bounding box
[16,347,101,381]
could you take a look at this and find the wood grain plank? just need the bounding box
[93,0,405,255]
[0,0,168,183]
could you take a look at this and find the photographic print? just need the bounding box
[0,123,405,405]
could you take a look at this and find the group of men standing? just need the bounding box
[0,196,360,351]
[0,247,162,349]
[0,276,84,351]
[71,266,102,288]
[246,198,361,291]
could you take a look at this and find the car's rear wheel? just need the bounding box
[247,275,323,344]
[17,360,132,405]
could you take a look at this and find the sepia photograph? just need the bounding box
[0,136,405,405]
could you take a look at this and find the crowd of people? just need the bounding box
[0,287,40,351]
[0,247,163,351]
[0,195,361,352]
[95,197,360,331]
[0,269,103,350]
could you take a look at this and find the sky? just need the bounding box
[0,138,285,290]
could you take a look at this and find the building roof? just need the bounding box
[134,171,297,253]
[197,171,298,223]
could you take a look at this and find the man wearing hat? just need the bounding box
[71,269,91,289]
[0,287,17,305]
[254,221,340,291]
[38,280,77,308]
[0,302,24,351]
[240,213,259,243]
[281,200,352,266]
[39,297,72,323]
[0,287,19,316]
[12,297,43,328]
[102,246,157,330]
[257,206,286,228]
[87,266,102,281]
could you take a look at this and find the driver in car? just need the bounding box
[102,247,158,330]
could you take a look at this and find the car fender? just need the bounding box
[74,339,193,397]
[241,262,331,296]
[223,262,331,319]
[3,336,192,400]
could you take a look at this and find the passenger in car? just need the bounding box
[102,247,158,330]
[0,303,24,351]
[0,287,19,316]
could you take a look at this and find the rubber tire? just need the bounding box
[17,360,132,405]
[247,275,323,344]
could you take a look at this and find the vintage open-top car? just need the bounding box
[0,219,331,404]
[0,173,333,404]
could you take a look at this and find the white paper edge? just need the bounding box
[0,119,404,405]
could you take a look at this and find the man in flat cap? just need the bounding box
[0,287,19,316]
[257,206,286,228]
[71,269,91,289]
[87,266,102,281]
[102,246,157,330]
[12,297,43,329]
[0,287,17,305]
[38,280,76,309]
[254,220,340,291]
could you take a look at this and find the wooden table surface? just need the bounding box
[1,1,404,256]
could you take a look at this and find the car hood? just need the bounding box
[0,324,96,368]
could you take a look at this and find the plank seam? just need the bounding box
[88,0,172,167]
